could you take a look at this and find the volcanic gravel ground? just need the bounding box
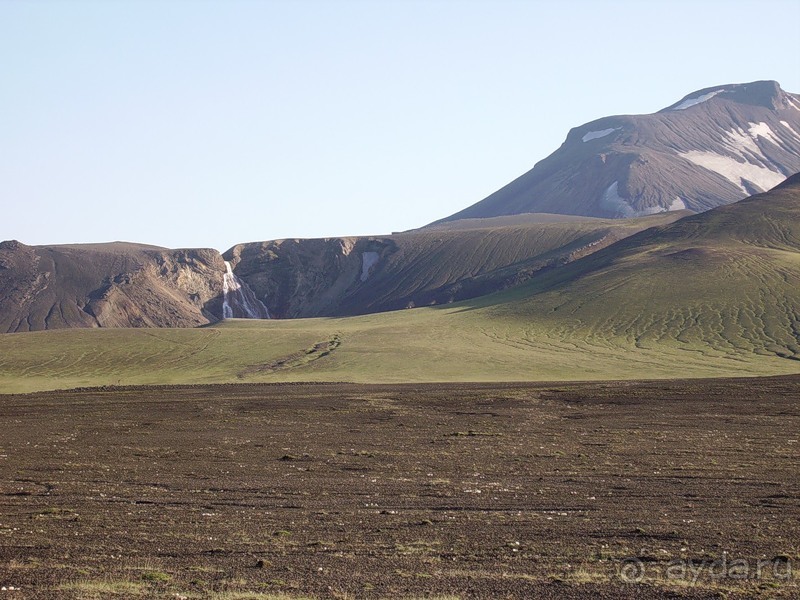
[0,377,798,599]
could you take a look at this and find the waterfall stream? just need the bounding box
[222,261,271,319]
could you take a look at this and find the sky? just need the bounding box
[2,0,799,251]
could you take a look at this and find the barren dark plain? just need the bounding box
[1,377,798,599]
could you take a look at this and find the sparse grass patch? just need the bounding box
[33,506,79,520]
[561,567,611,584]
[140,570,171,583]
[390,597,462,600]
[394,540,441,555]
[207,594,315,600]
[57,578,146,597]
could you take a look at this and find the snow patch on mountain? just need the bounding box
[748,122,785,148]
[582,128,619,143]
[672,90,724,111]
[723,126,766,160]
[679,151,785,193]
[669,198,687,211]
[600,182,634,217]
[678,121,790,192]
[780,120,800,139]
[600,182,684,217]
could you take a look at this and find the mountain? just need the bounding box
[436,80,800,223]
[0,241,225,332]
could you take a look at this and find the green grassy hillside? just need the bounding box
[482,174,800,359]
[1,178,797,393]
[0,301,795,394]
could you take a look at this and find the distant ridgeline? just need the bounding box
[0,211,685,331]
[0,81,798,332]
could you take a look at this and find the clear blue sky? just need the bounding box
[2,0,799,251]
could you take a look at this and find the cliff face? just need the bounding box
[0,210,704,331]
[225,237,396,319]
[224,211,687,319]
[0,241,226,332]
[84,248,226,328]
[0,207,718,331]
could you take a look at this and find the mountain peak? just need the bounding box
[0,240,27,251]
[434,80,800,224]
[661,80,790,112]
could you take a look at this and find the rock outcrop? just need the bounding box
[0,241,225,332]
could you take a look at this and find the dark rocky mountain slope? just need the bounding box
[0,242,225,332]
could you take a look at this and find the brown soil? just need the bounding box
[1,377,798,599]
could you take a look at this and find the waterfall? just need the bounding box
[222,261,271,319]
[360,251,380,282]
